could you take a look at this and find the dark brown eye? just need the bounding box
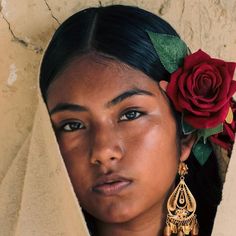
[62,121,85,131]
[120,110,143,121]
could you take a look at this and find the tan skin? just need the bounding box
[46,54,195,236]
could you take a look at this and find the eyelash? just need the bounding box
[59,109,145,132]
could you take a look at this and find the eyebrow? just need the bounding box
[49,88,154,115]
[49,103,87,115]
[107,88,154,107]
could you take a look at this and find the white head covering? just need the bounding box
[0,90,90,235]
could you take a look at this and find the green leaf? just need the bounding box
[192,139,212,165]
[197,124,223,144]
[146,31,188,73]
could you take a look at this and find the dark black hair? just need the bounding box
[39,5,222,236]
[40,5,179,100]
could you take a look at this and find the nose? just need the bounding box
[89,124,124,167]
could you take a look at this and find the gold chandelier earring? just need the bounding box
[164,162,199,236]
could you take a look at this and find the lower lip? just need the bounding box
[93,181,132,196]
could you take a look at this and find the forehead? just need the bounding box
[46,54,159,106]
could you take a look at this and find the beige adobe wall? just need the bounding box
[0,0,235,233]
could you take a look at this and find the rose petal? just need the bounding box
[190,66,221,99]
[193,92,219,104]
[227,62,236,78]
[179,73,193,98]
[224,123,235,141]
[227,80,236,99]
[185,103,230,128]
[210,99,236,151]
[216,66,231,97]
[167,68,184,110]
[210,136,232,150]
[184,50,211,70]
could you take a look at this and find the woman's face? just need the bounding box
[47,54,180,224]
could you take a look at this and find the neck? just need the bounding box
[95,202,167,236]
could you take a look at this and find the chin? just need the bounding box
[95,205,141,224]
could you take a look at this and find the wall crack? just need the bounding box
[0,10,43,53]
[180,0,185,21]
[43,0,60,25]
[1,11,28,47]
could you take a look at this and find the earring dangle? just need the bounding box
[164,162,199,236]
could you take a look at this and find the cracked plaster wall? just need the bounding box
[0,0,236,233]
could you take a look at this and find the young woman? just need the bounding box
[39,5,236,236]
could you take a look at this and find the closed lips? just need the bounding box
[92,174,132,195]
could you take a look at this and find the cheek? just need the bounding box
[122,118,179,191]
[121,115,178,162]
[57,132,90,162]
[56,135,92,191]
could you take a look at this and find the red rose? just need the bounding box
[210,99,236,152]
[166,49,236,129]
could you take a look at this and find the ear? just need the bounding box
[180,134,196,162]
[159,80,169,92]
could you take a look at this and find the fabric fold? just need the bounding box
[0,134,31,235]
[1,97,90,236]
